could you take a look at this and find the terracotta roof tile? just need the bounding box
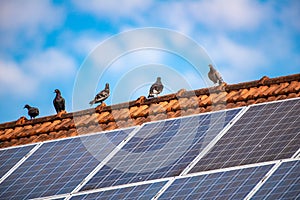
[281,81,297,93]
[149,103,166,115]
[170,99,181,111]
[167,110,182,119]
[254,85,269,98]
[44,120,62,133]
[98,112,113,124]
[0,73,300,148]
[54,118,72,131]
[199,95,211,106]
[273,82,289,95]
[131,105,149,118]
[0,129,12,141]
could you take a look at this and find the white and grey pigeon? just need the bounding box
[148,77,164,98]
[89,83,110,106]
[208,64,224,85]
[53,89,65,113]
[24,104,39,119]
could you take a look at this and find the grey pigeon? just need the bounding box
[89,83,110,106]
[208,64,224,85]
[24,104,39,119]
[53,89,65,113]
[148,77,164,98]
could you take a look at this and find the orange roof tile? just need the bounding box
[0,73,300,148]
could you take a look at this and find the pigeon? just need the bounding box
[148,77,164,98]
[24,104,39,119]
[89,83,110,106]
[53,89,65,113]
[208,64,224,85]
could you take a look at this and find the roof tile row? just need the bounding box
[0,73,300,148]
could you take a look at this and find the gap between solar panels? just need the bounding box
[244,147,300,200]
[28,107,244,200]
[152,106,249,200]
[3,97,300,199]
[30,158,299,200]
[64,125,144,200]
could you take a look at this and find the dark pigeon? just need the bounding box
[148,77,163,98]
[24,104,39,119]
[208,64,224,85]
[89,83,110,106]
[53,89,65,113]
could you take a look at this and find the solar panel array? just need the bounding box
[160,164,274,199]
[189,98,300,173]
[252,160,300,199]
[71,181,167,200]
[81,109,240,190]
[0,144,35,178]
[0,129,132,199]
[0,98,299,199]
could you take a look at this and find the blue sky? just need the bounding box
[0,0,299,123]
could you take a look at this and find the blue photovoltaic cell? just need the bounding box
[81,109,241,190]
[160,164,273,199]
[0,144,35,178]
[190,98,300,173]
[253,160,300,199]
[0,129,132,200]
[72,181,167,200]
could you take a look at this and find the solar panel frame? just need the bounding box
[0,144,37,179]
[190,98,300,174]
[70,180,168,200]
[159,163,274,200]
[252,159,300,199]
[0,128,134,200]
[80,108,242,190]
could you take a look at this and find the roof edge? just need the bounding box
[0,73,299,130]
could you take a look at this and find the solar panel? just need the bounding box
[159,164,273,199]
[190,99,300,173]
[71,181,167,200]
[252,160,300,199]
[0,129,132,200]
[0,144,36,178]
[81,109,241,190]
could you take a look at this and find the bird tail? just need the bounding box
[89,100,95,106]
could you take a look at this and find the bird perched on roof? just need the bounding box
[89,83,110,106]
[148,77,164,98]
[53,89,65,113]
[208,64,224,85]
[24,104,39,119]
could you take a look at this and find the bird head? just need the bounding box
[24,104,30,109]
[105,83,109,89]
[157,77,161,81]
[208,64,213,69]
[54,89,61,94]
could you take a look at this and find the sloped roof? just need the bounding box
[0,73,300,149]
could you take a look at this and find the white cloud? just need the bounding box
[0,0,64,52]
[145,0,268,33]
[0,61,37,98]
[0,48,76,98]
[202,35,268,83]
[72,0,152,19]
[24,48,77,80]
[0,0,63,32]
[187,0,268,30]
